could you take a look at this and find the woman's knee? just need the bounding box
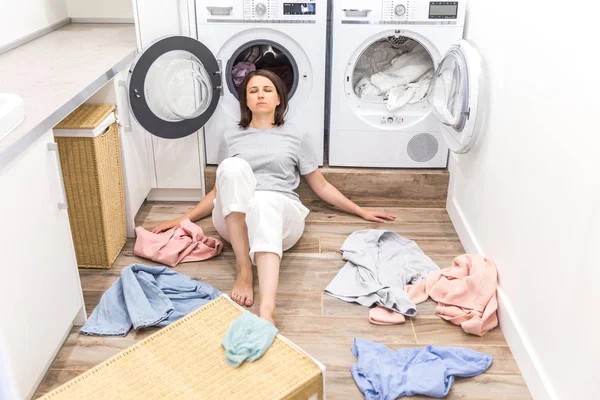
[216,157,253,180]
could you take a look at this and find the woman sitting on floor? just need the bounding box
[153,69,395,325]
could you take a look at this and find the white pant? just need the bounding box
[212,157,310,265]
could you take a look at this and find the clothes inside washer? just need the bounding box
[231,45,294,94]
[232,61,257,86]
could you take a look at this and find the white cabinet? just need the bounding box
[113,71,153,237]
[132,0,206,194]
[0,131,85,400]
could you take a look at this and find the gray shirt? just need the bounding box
[216,122,319,201]
[324,230,440,316]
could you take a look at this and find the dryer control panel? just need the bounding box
[334,0,465,26]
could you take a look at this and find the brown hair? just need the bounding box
[237,69,289,128]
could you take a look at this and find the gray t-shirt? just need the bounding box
[216,122,319,201]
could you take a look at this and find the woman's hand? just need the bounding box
[304,170,397,223]
[152,218,184,234]
[358,209,397,223]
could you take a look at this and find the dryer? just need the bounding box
[126,0,326,167]
[328,0,484,167]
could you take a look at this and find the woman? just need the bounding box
[153,69,395,325]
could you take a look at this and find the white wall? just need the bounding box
[0,0,68,48]
[448,0,599,399]
[65,0,133,21]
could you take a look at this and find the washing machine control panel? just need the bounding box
[239,0,321,22]
[283,2,316,15]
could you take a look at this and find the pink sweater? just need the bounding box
[405,254,499,336]
[134,219,223,267]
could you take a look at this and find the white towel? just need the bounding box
[370,48,434,93]
[355,76,382,97]
[386,69,434,111]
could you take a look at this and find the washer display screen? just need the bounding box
[429,2,458,19]
[283,3,316,15]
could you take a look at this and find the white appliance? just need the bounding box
[197,1,327,165]
[328,0,484,167]
[126,0,326,170]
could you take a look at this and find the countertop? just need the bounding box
[0,23,137,169]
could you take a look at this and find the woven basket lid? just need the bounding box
[55,104,116,129]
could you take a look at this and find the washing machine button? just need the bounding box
[387,117,394,123]
[256,3,267,15]
[394,4,406,16]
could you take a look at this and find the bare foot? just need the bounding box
[231,268,253,307]
[260,304,276,326]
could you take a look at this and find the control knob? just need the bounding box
[394,4,406,16]
[255,3,267,15]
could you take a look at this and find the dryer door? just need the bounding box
[427,39,484,154]
[127,36,221,139]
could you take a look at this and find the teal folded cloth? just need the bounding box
[221,310,278,367]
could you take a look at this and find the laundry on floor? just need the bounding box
[222,310,278,368]
[368,305,406,325]
[405,254,499,336]
[134,218,223,267]
[323,230,440,319]
[80,264,221,336]
[351,338,493,399]
[354,38,434,110]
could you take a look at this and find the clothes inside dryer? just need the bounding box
[353,37,434,112]
[229,43,296,98]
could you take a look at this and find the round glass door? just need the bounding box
[428,49,468,131]
[128,36,221,139]
[427,39,484,154]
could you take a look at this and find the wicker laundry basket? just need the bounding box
[39,295,326,400]
[53,104,126,269]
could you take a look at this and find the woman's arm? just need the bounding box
[152,187,217,233]
[304,170,396,223]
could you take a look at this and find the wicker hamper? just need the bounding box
[53,104,126,269]
[39,295,326,400]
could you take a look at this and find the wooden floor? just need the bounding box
[35,202,531,399]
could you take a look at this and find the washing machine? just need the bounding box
[328,0,484,167]
[125,0,327,167]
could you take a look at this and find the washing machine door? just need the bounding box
[427,39,484,154]
[127,36,221,139]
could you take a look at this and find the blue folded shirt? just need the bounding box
[351,338,493,399]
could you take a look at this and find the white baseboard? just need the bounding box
[446,193,558,400]
[70,18,135,24]
[147,188,203,202]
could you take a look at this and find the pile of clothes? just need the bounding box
[324,229,500,398]
[354,39,435,112]
[325,230,499,337]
